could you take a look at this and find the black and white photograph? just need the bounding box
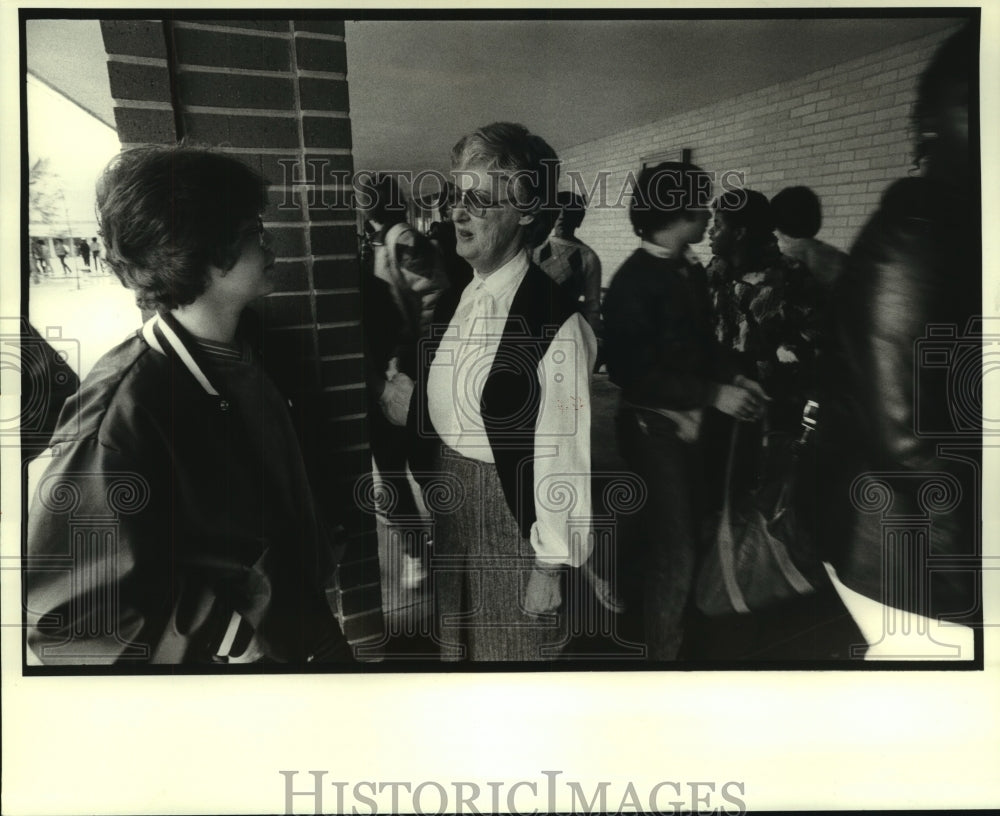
[2,2,998,814]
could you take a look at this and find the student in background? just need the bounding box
[770,185,848,290]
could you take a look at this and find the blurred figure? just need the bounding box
[706,189,824,485]
[32,238,51,276]
[428,181,473,291]
[89,236,103,273]
[690,188,863,660]
[77,236,91,271]
[26,145,352,665]
[815,25,979,637]
[410,122,596,661]
[363,174,447,376]
[602,161,767,660]
[360,173,447,588]
[770,185,848,289]
[53,238,70,274]
[533,191,603,345]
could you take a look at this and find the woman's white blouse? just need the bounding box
[427,250,596,567]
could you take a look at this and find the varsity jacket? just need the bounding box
[25,312,346,665]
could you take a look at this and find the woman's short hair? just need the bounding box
[770,186,822,239]
[629,161,712,239]
[96,144,267,311]
[714,188,774,249]
[450,122,560,249]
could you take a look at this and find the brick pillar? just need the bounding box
[100,18,383,649]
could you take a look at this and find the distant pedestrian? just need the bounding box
[77,237,91,271]
[53,238,70,274]
[89,237,103,273]
[31,239,50,277]
[533,191,603,343]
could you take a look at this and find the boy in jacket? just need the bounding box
[25,146,352,665]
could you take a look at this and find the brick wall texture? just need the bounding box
[560,25,963,282]
[100,18,383,647]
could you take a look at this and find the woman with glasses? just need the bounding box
[409,122,597,661]
[26,145,352,665]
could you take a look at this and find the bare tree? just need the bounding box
[29,157,62,226]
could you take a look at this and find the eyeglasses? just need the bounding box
[239,216,268,248]
[446,187,510,218]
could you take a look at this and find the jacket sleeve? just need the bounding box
[25,436,173,665]
[530,313,597,567]
[839,217,936,471]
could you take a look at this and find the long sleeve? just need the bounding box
[581,248,603,340]
[840,226,937,472]
[25,436,172,664]
[529,313,597,567]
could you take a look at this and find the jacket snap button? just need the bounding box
[219,399,230,412]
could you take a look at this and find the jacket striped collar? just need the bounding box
[141,311,221,397]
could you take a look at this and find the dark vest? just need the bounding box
[409,263,577,537]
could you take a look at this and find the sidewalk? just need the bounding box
[28,258,141,379]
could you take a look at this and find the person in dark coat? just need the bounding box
[602,161,769,660]
[812,25,980,645]
[25,145,352,665]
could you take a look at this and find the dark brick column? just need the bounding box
[100,18,383,649]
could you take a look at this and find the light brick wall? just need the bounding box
[560,25,962,283]
[101,18,383,646]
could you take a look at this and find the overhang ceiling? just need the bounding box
[26,15,962,176]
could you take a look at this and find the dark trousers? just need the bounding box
[616,404,704,660]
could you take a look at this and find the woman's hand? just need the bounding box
[733,374,771,404]
[523,563,562,616]
[713,382,767,422]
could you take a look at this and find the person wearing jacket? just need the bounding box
[814,25,979,635]
[602,161,769,660]
[25,145,352,665]
[360,173,448,588]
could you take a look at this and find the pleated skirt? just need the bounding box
[431,445,567,662]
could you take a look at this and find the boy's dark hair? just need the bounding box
[714,188,774,247]
[629,161,711,238]
[96,144,267,311]
[770,186,822,239]
[556,190,587,230]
